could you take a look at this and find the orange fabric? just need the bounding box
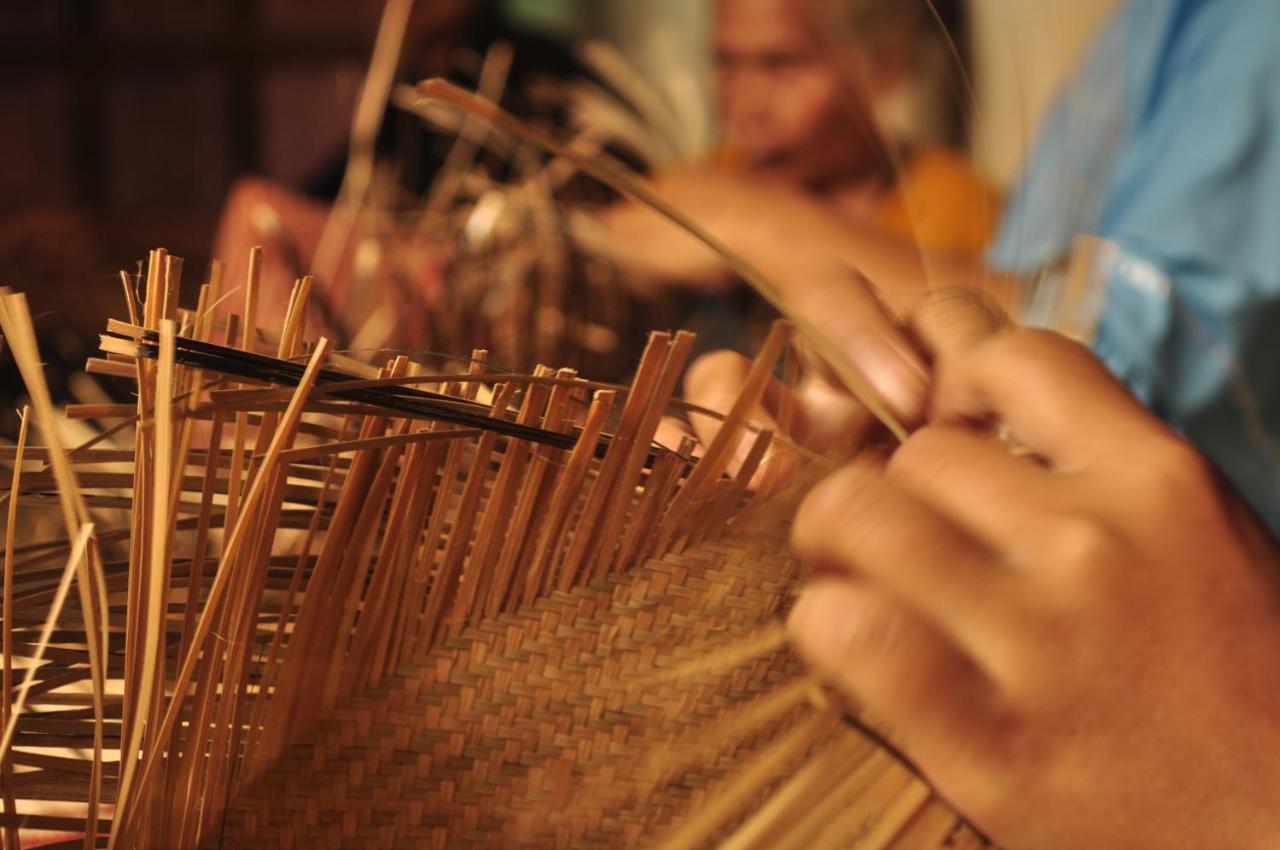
[874,146,1002,258]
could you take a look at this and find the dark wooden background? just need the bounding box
[0,0,382,435]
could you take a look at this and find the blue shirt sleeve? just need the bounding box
[1095,0,1280,530]
[993,0,1280,532]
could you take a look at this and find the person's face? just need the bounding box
[715,0,883,188]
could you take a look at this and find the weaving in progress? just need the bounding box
[0,250,984,848]
[6,0,1280,847]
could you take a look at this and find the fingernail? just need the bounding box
[847,335,928,423]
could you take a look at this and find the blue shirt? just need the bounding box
[991,0,1280,533]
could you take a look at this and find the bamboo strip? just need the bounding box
[556,333,672,587]
[655,708,840,850]
[612,436,691,571]
[416,78,908,442]
[0,292,108,850]
[769,755,907,850]
[472,368,553,620]
[501,367,576,609]
[659,321,791,552]
[0,524,93,764]
[114,320,175,821]
[636,622,789,688]
[598,330,697,577]
[687,426,773,549]
[242,412,359,785]
[109,338,331,846]
[884,800,967,850]
[440,382,518,633]
[0,408,29,850]
[838,778,933,850]
[345,417,439,691]
[390,429,452,667]
[274,427,482,464]
[532,390,615,596]
[720,733,881,850]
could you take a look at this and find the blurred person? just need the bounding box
[212,0,588,349]
[599,0,1000,291]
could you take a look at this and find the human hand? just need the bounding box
[584,168,748,292]
[678,271,995,488]
[589,167,861,295]
[788,296,1280,850]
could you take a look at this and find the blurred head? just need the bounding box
[714,0,964,189]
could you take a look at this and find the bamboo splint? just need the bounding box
[0,249,984,849]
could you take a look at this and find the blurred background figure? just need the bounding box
[712,0,992,254]
[0,0,1104,436]
[211,0,719,374]
[593,0,1000,352]
[211,0,594,357]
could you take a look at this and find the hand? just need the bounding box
[213,177,333,338]
[788,296,1280,850]
[678,271,990,488]
[591,167,873,296]
[586,168,756,292]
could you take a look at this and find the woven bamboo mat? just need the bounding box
[211,525,982,850]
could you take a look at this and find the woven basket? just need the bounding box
[0,251,986,849]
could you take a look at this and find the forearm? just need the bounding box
[716,188,1020,318]
[599,172,1022,315]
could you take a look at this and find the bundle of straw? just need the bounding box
[0,249,985,849]
[244,29,694,382]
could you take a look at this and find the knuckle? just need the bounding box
[967,328,1094,386]
[1141,436,1214,494]
[911,287,1006,351]
[885,426,953,481]
[1037,513,1121,577]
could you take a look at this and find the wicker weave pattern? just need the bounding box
[214,531,800,848]
[213,527,981,850]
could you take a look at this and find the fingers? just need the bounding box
[788,579,996,757]
[931,329,1169,471]
[654,416,699,455]
[907,287,1009,361]
[791,460,1024,664]
[886,425,1065,554]
[792,372,876,458]
[683,349,807,490]
[684,349,780,460]
[786,266,930,424]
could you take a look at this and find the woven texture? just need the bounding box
[0,261,988,849]
[216,530,801,849]
[213,526,982,850]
